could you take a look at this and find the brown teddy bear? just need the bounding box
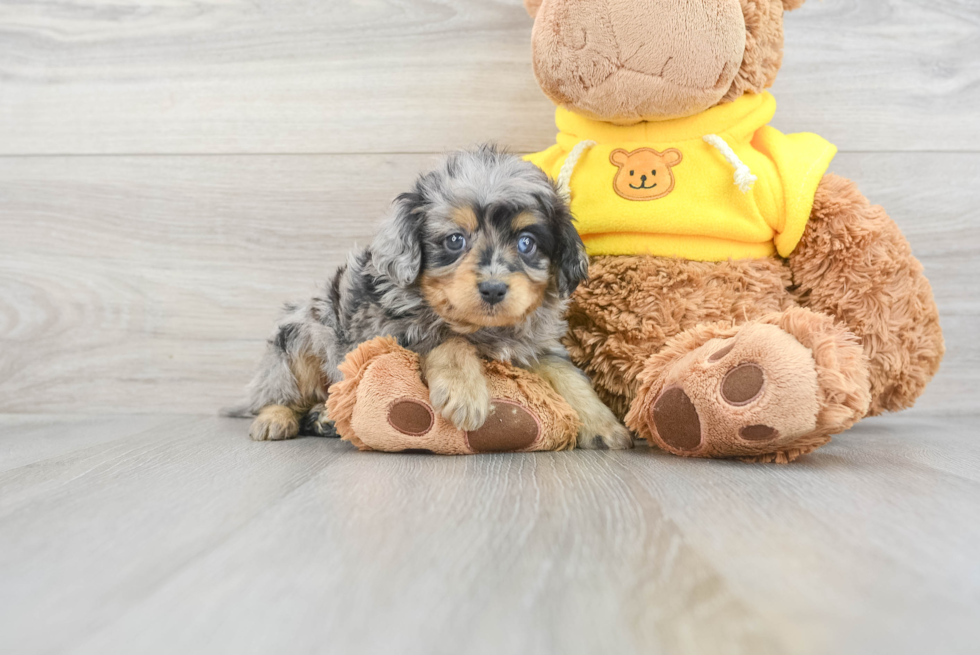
[522,0,944,462]
[329,0,943,462]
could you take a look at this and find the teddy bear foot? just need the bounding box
[626,309,872,463]
[383,397,545,454]
[646,323,823,460]
[326,337,581,455]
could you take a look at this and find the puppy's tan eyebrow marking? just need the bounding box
[451,207,479,232]
[512,212,540,231]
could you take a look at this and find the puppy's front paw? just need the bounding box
[300,403,338,438]
[428,373,491,432]
[577,406,634,451]
[250,406,300,442]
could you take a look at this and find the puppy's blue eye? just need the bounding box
[517,234,537,255]
[445,233,466,251]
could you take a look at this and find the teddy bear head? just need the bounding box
[523,0,806,125]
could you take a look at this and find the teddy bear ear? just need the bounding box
[524,0,543,19]
[782,0,807,10]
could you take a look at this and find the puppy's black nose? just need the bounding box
[478,281,509,306]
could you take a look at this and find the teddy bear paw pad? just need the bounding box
[387,399,435,436]
[721,363,765,406]
[652,387,703,452]
[740,425,780,442]
[467,400,541,453]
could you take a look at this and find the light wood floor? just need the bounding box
[1,413,978,654]
[1,1,979,653]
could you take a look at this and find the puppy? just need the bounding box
[237,145,632,450]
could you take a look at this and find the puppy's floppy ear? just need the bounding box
[372,191,426,286]
[556,217,589,298]
[524,0,543,19]
[541,185,589,299]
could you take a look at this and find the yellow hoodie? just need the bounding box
[526,93,836,262]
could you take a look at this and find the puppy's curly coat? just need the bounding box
[237,146,631,449]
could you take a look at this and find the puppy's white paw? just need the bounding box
[250,406,300,442]
[576,406,634,451]
[428,373,491,432]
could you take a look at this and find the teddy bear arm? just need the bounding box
[788,174,945,415]
[327,337,581,454]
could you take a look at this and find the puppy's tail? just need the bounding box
[219,403,255,419]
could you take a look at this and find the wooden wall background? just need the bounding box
[1,0,978,415]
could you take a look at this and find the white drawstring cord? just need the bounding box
[703,134,757,194]
[556,140,596,202]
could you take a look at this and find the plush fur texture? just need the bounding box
[791,174,945,415]
[525,0,809,19]
[721,0,788,105]
[565,255,797,418]
[527,0,797,124]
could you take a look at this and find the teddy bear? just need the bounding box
[327,0,943,462]
[519,0,944,462]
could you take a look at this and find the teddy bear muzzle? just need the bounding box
[530,0,747,122]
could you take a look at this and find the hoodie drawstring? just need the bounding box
[556,140,596,202]
[703,134,757,193]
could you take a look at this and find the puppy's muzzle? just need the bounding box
[478,280,509,306]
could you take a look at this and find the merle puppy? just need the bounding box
[238,146,632,450]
